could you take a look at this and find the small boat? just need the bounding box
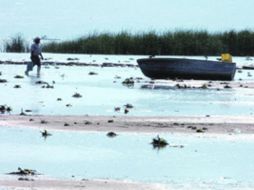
[137,58,236,81]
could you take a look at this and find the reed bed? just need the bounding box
[3,30,254,55]
[3,34,28,53]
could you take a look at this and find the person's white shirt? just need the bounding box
[31,43,41,56]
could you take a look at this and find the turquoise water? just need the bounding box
[0,126,254,188]
[0,64,254,116]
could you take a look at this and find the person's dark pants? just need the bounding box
[26,55,41,73]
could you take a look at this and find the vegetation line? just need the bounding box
[2,30,254,56]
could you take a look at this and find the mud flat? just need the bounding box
[1,115,254,135]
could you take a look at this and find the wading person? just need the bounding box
[25,37,43,77]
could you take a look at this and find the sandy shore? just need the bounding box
[0,177,166,190]
[1,114,254,135]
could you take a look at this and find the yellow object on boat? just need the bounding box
[221,53,232,63]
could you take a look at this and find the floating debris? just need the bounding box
[124,103,134,109]
[67,57,79,61]
[0,105,12,114]
[57,98,62,101]
[114,107,121,112]
[41,129,52,138]
[169,144,184,148]
[20,108,26,116]
[14,75,24,79]
[246,56,253,61]
[151,135,168,148]
[114,75,121,79]
[0,79,7,83]
[14,84,21,88]
[42,84,54,89]
[35,80,48,85]
[8,167,39,176]
[72,92,82,98]
[107,132,117,137]
[88,71,98,75]
[108,119,114,123]
[66,104,72,107]
[122,78,135,87]
[124,108,129,114]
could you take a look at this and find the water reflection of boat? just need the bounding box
[137,58,236,81]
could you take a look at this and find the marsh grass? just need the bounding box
[43,30,254,56]
[3,34,28,52]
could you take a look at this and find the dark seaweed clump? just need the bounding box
[0,105,12,113]
[151,135,168,148]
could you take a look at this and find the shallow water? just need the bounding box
[1,64,254,116]
[0,126,254,188]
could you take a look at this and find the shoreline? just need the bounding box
[0,177,166,190]
[1,114,254,136]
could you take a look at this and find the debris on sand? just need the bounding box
[84,120,92,125]
[200,83,208,89]
[107,119,114,123]
[107,132,117,137]
[151,135,168,148]
[64,123,70,126]
[196,129,204,133]
[224,84,232,89]
[40,120,48,124]
[18,177,34,181]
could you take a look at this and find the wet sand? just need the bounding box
[1,114,254,135]
[0,177,166,190]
